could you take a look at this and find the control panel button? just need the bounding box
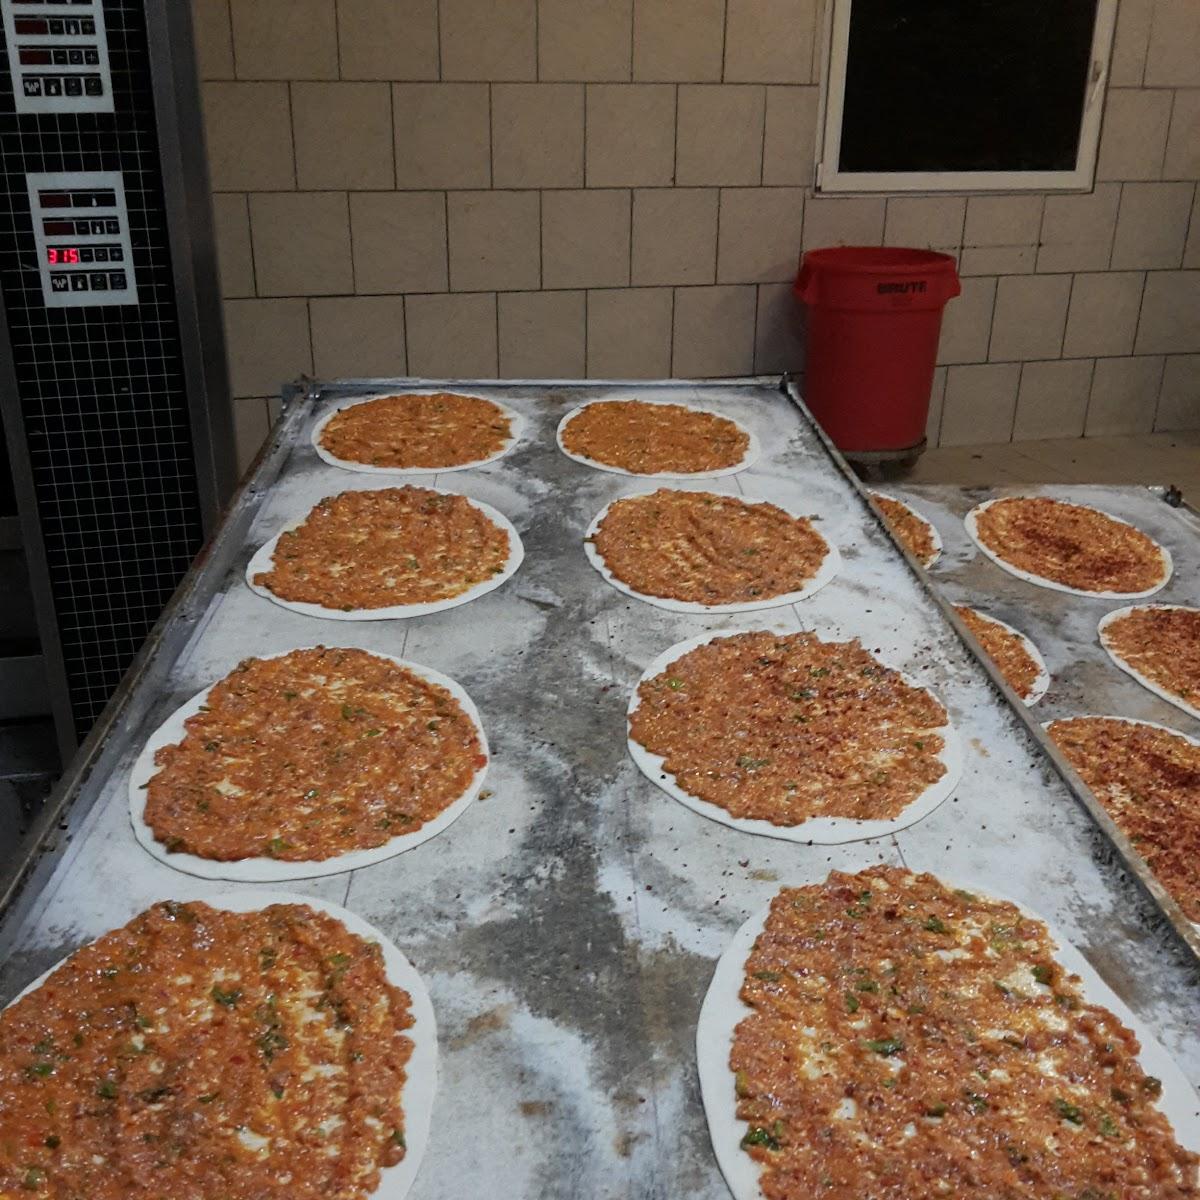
[79,246,94,262]
[92,246,107,262]
[50,273,69,292]
[108,271,126,290]
[89,272,108,291]
[69,273,88,291]
[109,245,123,262]
[104,218,119,234]
[4,0,114,115]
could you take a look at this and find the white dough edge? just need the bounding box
[245,486,525,621]
[868,491,943,569]
[626,628,963,845]
[964,497,1173,599]
[1098,605,1200,724]
[310,390,527,475]
[5,890,438,1200]
[1042,712,1200,932]
[582,490,842,613]
[128,647,489,881]
[697,886,1200,1200]
[954,605,1050,706]
[555,398,761,479]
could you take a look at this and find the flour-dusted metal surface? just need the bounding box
[893,482,1200,948]
[1,381,1197,1200]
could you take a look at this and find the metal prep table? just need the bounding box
[1,379,1197,1200]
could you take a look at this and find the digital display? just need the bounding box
[48,246,80,264]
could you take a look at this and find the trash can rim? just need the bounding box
[800,246,958,274]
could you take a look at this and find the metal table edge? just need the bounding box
[0,383,316,957]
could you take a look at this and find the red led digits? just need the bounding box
[47,248,81,265]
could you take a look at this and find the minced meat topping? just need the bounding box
[254,486,511,611]
[871,495,939,568]
[954,606,1042,702]
[561,400,749,474]
[973,497,1167,594]
[143,647,486,862]
[731,866,1197,1200]
[0,901,414,1200]
[1102,606,1200,712]
[1048,717,1200,923]
[591,489,831,605]
[629,631,949,825]
[319,392,512,469]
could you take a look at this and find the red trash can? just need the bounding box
[794,247,960,455]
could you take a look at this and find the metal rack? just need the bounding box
[1,377,1196,1200]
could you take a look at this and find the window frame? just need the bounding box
[815,0,1118,195]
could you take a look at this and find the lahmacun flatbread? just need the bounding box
[870,493,941,568]
[557,399,754,476]
[1047,716,1200,923]
[628,631,957,837]
[953,605,1048,704]
[137,647,487,869]
[0,899,419,1200]
[314,392,518,472]
[966,496,1171,597]
[1099,605,1200,722]
[702,866,1199,1200]
[249,486,520,617]
[587,489,837,609]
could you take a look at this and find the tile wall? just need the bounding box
[192,0,1200,470]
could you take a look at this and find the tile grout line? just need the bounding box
[487,84,495,185]
[332,0,342,79]
[389,83,398,190]
[668,286,677,376]
[400,294,410,375]
[720,0,730,81]
[435,0,443,78]
[244,193,260,298]
[442,191,452,291]
[224,0,238,78]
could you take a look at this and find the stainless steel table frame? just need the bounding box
[1,378,1196,1200]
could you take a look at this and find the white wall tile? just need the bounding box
[988,275,1072,363]
[940,363,1021,446]
[1012,359,1093,441]
[1096,89,1172,181]
[1155,354,1200,430]
[754,281,804,374]
[1135,271,1200,354]
[937,276,996,366]
[1086,356,1164,435]
[1164,89,1200,180]
[1038,184,1120,273]
[1062,272,1144,359]
[672,285,757,376]
[1145,0,1200,86]
[1110,182,1194,269]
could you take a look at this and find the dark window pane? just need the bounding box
[839,0,1099,174]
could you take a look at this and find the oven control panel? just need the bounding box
[2,0,113,114]
[27,172,137,306]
